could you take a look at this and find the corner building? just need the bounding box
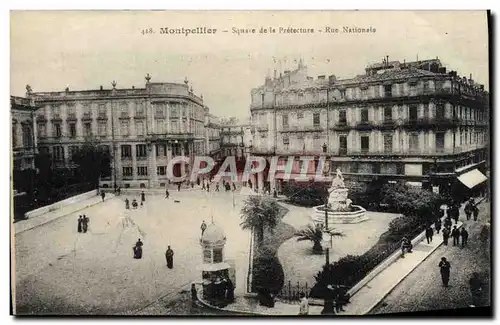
[250,58,489,197]
[28,76,213,189]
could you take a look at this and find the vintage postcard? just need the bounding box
[10,10,491,316]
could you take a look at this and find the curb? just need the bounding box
[363,221,464,315]
[15,195,116,235]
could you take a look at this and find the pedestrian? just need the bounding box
[77,215,83,233]
[133,239,143,259]
[442,227,450,246]
[132,198,138,209]
[273,189,278,198]
[200,220,207,235]
[165,188,170,199]
[191,182,194,189]
[469,272,483,307]
[460,227,469,247]
[434,218,442,234]
[451,226,460,246]
[444,217,452,229]
[321,285,335,315]
[202,181,206,191]
[232,183,236,191]
[101,191,105,202]
[464,200,473,221]
[191,283,198,306]
[248,179,253,190]
[425,225,434,244]
[215,183,220,192]
[439,257,451,287]
[82,215,89,233]
[177,182,181,192]
[207,183,210,192]
[125,198,130,209]
[472,204,479,221]
[452,204,459,224]
[298,292,309,315]
[141,191,145,203]
[165,246,174,269]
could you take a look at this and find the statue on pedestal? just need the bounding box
[326,168,352,212]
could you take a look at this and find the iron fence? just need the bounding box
[275,280,311,304]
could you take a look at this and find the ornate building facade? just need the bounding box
[249,58,489,196]
[27,75,215,189]
[11,95,38,194]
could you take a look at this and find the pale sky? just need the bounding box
[10,11,489,120]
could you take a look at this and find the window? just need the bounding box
[11,124,17,147]
[409,133,419,151]
[171,121,178,133]
[37,123,46,138]
[203,249,212,263]
[98,104,106,117]
[83,103,91,116]
[171,107,178,118]
[137,166,148,176]
[53,104,61,117]
[297,133,304,140]
[53,146,64,161]
[157,166,167,176]
[313,133,320,139]
[409,105,418,120]
[384,84,392,98]
[68,146,79,161]
[136,102,144,116]
[136,121,144,136]
[69,123,76,138]
[121,145,132,158]
[361,109,369,122]
[120,102,128,117]
[339,110,347,124]
[121,120,129,136]
[54,124,62,137]
[123,167,133,177]
[98,122,107,136]
[213,248,223,263]
[297,112,304,119]
[136,144,147,158]
[282,114,289,128]
[384,107,392,121]
[67,105,76,119]
[313,112,321,126]
[383,134,393,152]
[156,119,164,134]
[361,136,369,152]
[84,122,92,136]
[435,103,445,120]
[339,135,347,154]
[156,144,166,156]
[21,125,32,148]
[155,105,164,117]
[282,136,289,145]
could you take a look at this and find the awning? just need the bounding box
[457,169,488,189]
[197,262,231,272]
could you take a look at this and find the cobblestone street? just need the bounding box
[370,200,491,314]
[14,189,250,315]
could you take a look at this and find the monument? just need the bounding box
[311,168,369,224]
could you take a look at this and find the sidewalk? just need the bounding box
[14,193,115,235]
[330,200,476,315]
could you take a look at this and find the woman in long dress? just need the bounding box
[77,216,83,233]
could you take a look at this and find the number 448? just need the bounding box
[141,28,154,35]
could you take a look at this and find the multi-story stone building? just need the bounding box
[250,58,489,197]
[205,112,222,161]
[27,75,215,189]
[11,95,38,194]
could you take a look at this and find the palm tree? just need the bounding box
[295,223,345,254]
[240,195,281,247]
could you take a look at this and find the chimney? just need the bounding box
[132,86,135,89]
[100,85,103,90]
[328,75,337,84]
[470,73,473,80]
[317,75,326,80]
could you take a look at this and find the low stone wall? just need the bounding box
[24,190,98,219]
[311,205,369,224]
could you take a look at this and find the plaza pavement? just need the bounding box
[14,188,251,315]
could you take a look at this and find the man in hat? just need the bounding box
[165,246,174,269]
[425,225,434,244]
[461,227,469,247]
[439,257,451,287]
[442,226,450,246]
[451,225,460,246]
[200,220,207,236]
[77,215,83,233]
[134,239,143,259]
[321,285,335,315]
[141,191,146,203]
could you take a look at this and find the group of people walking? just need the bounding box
[77,215,90,233]
[125,191,146,210]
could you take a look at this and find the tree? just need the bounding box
[295,223,345,254]
[219,117,238,126]
[71,142,112,187]
[240,195,281,247]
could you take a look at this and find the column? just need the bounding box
[132,144,138,180]
[115,143,122,186]
[149,143,158,188]
[181,144,186,176]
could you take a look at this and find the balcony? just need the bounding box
[51,114,62,122]
[97,113,108,121]
[147,132,195,142]
[331,121,350,131]
[82,113,93,121]
[119,113,130,120]
[378,119,396,130]
[66,114,77,122]
[354,121,375,131]
[134,112,146,119]
[402,117,460,130]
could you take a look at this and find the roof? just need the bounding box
[337,67,440,86]
[201,223,226,245]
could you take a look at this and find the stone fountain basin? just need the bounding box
[311,204,369,224]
